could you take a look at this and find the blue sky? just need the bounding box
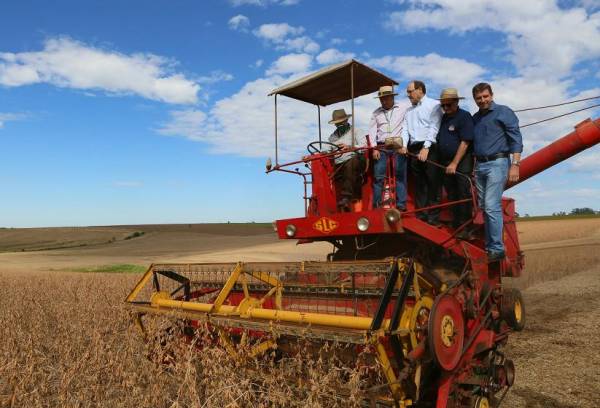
[1,0,599,227]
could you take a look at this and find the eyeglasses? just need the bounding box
[406,89,416,94]
[441,102,456,108]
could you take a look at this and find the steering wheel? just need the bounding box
[306,141,343,155]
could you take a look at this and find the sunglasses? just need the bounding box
[441,102,455,108]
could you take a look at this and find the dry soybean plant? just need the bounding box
[0,272,382,408]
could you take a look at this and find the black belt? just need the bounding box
[476,152,509,162]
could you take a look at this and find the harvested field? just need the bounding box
[0,219,599,407]
[517,217,600,245]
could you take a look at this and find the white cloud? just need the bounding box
[251,59,264,68]
[368,53,486,91]
[488,80,600,154]
[0,37,199,104]
[254,23,304,42]
[157,109,207,139]
[316,48,355,65]
[266,53,312,76]
[156,72,383,159]
[385,0,600,78]
[571,151,600,171]
[330,38,345,45]
[281,36,320,53]
[253,23,319,53]
[355,38,365,45]
[197,70,234,84]
[0,112,26,129]
[569,150,600,180]
[229,0,300,6]
[228,14,250,31]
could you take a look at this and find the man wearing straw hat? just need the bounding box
[401,80,443,225]
[328,108,366,212]
[437,88,475,237]
[368,85,410,210]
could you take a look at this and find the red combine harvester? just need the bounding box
[127,60,600,407]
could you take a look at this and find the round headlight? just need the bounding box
[385,208,401,224]
[356,217,370,232]
[285,224,297,237]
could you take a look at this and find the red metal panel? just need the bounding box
[276,209,402,240]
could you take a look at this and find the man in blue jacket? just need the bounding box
[472,83,523,262]
[436,88,474,237]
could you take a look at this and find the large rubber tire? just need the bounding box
[501,288,525,331]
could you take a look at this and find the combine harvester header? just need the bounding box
[127,60,600,407]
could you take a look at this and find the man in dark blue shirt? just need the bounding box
[436,88,474,236]
[472,83,523,262]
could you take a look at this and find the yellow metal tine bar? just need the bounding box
[217,328,238,359]
[153,297,390,330]
[211,262,243,312]
[247,270,281,287]
[241,273,250,299]
[125,264,155,302]
[249,340,277,358]
[375,341,404,401]
[259,286,278,306]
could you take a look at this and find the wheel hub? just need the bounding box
[441,315,455,347]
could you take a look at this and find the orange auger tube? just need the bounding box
[506,117,600,189]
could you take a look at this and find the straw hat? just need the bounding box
[375,85,398,98]
[328,108,352,125]
[438,88,465,100]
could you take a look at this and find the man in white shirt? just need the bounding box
[368,85,410,210]
[328,109,366,211]
[401,80,443,225]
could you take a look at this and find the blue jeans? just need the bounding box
[374,150,407,208]
[475,157,509,253]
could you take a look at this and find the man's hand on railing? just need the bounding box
[446,161,458,175]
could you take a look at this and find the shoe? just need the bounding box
[487,251,506,263]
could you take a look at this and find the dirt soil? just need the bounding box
[503,266,600,407]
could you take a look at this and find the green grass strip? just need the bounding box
[69,264,147,273]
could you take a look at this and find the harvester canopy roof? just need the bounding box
[268,59,398,106]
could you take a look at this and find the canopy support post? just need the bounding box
[317,105,322,150]
[274,94,279,166]
[351,62,355,146]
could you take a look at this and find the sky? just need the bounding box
[1,0,599,227]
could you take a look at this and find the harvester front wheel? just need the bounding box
[501,288,525,331]
[472,395,490,408]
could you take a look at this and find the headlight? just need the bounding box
[357,217,370,232]
[285,224,297,237]
[385,209,401,224]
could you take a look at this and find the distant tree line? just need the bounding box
[517,207,599,218]
[551,207,599,216]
